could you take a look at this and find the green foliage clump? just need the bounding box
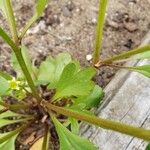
[0,0,150,149]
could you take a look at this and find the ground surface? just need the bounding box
[0,0,150,149]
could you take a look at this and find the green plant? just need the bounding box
[0,0,150,149]
[146,143,150,150]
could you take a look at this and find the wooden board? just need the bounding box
[81,33,150,150]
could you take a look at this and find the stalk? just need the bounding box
[104,64,133,69]
[9,103,31,110]
[93,0,107,64]
[42,125,50,150]
[101,45,150,65]
[44,101,150,141]
[4,0,18,44]
[14,49,41,103]
[0,100,30,111]
[0,27,41,103]
[0,100,9,108]
[19,15,37,39]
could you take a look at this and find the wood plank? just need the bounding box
[81,33,150,150]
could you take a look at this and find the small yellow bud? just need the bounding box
[8,77,21,90]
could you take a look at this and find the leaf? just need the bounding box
[11,45,36,80]
[0,126,23,144]
[0,98,5,110]
[53,63,96,100]
[0,134,17,150]
[0,0,6,17]
[0,76,9,96]
[68,102,95,115]
[69,118,79,135]
[0,105,4,111]
[46,103,150,141]
[52,116,97,150]
[146,143,150,150]
[128,65,150,78]
[35,0,48,17]
[0,118,30,128]
[30,137,43,150]
[0,71,12,80]
[20,0,49,38]
[12,88,27,100]
[133,51,150,60]
[0,110,25,119]
[37,53,71,86]
[74,85,104,109]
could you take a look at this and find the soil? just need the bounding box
[0,0,150,149]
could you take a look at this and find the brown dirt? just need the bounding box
[0,0,150,149]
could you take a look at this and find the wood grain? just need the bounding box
[81,32,150,150]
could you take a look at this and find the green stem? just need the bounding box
[104,64,132,70]
[44,102,150,141]
[0,98,31,111]
[14,49,41,103]
[102,45,150,65]
[0,101,9,108]
[9,103,31,110]
[0,27,41,103]
[93,0,107,64]
[4,0,18,43]
[19,15,37,39]
[42,125,50,150]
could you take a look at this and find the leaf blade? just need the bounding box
[38,53,71,86]
[74,85,104,109]
[128,65,150,78]
[52,116,97,150]
[53,63,96,100]
[0,134,17,150]
[0,76,9,96]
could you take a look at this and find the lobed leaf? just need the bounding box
[52,116,97,150]
[53,63,96,100]
[37,53,71,86]
[73,85,104,109]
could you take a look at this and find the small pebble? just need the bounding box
[86,54,92,61]
[91,18,97,25]
[62,6,72,17]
